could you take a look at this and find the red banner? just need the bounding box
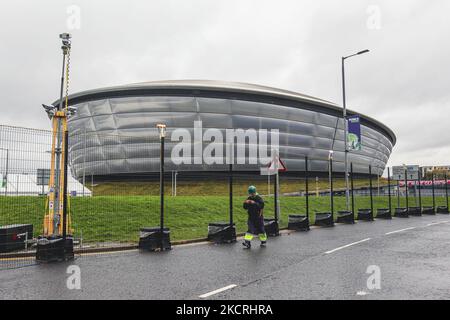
[399,180,450,187]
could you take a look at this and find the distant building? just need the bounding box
[421,165,450,176]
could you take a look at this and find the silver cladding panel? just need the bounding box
[68,96,394,178]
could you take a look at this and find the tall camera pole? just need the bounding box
[52,36,70,233]
[40,33,72,236]
[36,33,75,262]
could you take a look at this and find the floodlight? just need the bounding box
[328,150,334,160]
[156,123,167,138]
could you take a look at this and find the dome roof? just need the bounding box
[54,79,396,144]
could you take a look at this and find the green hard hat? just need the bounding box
[248,185,257,194]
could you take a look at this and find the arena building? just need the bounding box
[56,80,396,181]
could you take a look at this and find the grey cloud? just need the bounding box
[0,0,449,168]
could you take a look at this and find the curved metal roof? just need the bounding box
[55,79,396,144]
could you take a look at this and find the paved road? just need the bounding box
[1,214,449,300]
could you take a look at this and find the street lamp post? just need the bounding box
[137,123,172,252]
[328,150,334,215]
[342,49,369,210]
[157,123,166,247]
[82,127,87,197]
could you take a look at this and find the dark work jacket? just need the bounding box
[243,194,265,220]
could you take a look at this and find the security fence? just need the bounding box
[0,124,449,269]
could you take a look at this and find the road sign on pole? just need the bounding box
[36,169,51,186]
[259,150,286,232]
[260,151,287,175]
[269,157,287,173]
[392,165,419,181]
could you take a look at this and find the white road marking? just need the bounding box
[385,227,416,235]
[199,284,237,299]
[324,238,371,254]
[426,221,449,227]
[80,249,138,257]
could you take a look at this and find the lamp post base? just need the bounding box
[207,222,236,244]
[357,209,374,221]
[138,227,171,251]
[314,213,334,227]
[336,211,354,224]
[376,208,392,219]
[264,218,280,237]
[408,207,422,216]
[437,206,449,214]
[288,214,310,231]
[422,207,436,215]
[394,208,409,218]
[36,235,74,263]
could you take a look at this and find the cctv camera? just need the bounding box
[59,33,72,40]
[67,107,77,117]
[42,104,56,119]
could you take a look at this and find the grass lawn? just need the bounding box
[89,178,388,196]
[0,195,445,243]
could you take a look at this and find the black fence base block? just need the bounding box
[207,222,236,244]
[422,207,436,215]
[357,209,374,221]
[336,211,354,224]
[0,224,33,253]
[139,227,171,251]
[314,213,334,227]
[394,208,409,218]
[264,218,280,237]
[287,215,310,231]
[437,206,449,214]
[408,207,422,216]
[376,209,392,219]
[36,236,74,263]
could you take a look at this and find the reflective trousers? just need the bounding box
[245,215,267,242]
[244,232,267,242]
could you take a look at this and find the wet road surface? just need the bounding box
[1,214,449,300]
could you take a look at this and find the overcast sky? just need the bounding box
[0,0,449,168]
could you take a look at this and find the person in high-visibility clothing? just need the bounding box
[242,185,267,249]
